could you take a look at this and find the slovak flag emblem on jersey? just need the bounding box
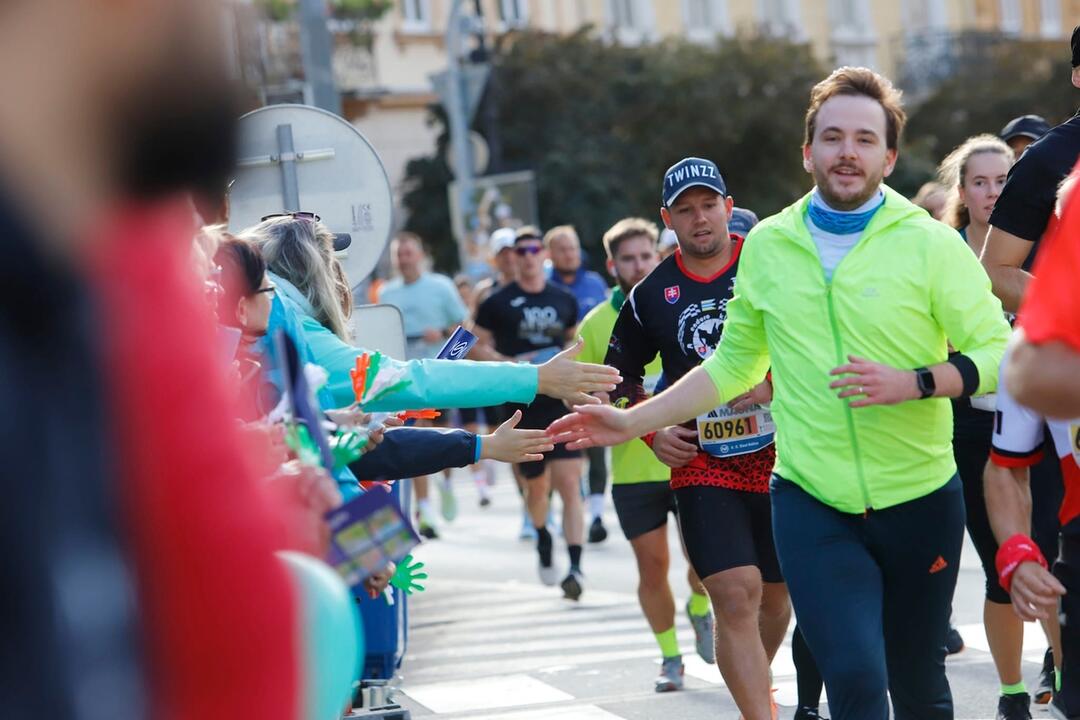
[664,285,681,304]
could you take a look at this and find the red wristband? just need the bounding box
[996,533,1048,593]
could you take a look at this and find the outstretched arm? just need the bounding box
[548,365,720,449]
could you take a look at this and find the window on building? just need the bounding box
[1000,0,1022,35]
[500,0,529,28]
[829,0,876,69]
[1040,0,1062,37]
[611,0,637,28]
[905,0,947,30]
[685,0,729,41]
[607,0,653,44]
[401,0,431,31]
[830,0,873,34]
[758,0,802,39]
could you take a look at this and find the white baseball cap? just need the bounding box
[489,227,517,254]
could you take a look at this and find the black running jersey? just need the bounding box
[606,238,743,408]
[605,236,776,493]
[475,281,579,359]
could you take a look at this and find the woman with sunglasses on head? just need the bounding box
[240,213,619,416]
[214,234,553,494]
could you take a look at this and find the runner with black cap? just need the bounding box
[602,156,789,719]
[999,115,1052,157]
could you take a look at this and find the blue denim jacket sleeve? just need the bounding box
[349,427,477,481]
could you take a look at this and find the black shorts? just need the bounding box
[612,482,677,540]
[515,397,581,479]
[952,409,1006,603]
[675,484,782,583]
[482,403,511,428]
[457,407,481,426]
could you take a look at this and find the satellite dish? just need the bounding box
[228,104,394,284]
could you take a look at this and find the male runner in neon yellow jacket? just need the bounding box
[548,68,1010,720]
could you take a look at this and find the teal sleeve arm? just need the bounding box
[931,235,1012,395]
[334,465,362,502]
[298,313,540,410]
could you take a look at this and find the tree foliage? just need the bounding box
[896,38,1078,195]
[403,31,825,272]
[401,31,1080,273]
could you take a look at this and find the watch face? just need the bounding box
[918,368,935,397]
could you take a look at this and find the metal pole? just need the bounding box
[446,0,475,270]
[298,0,341,114]
[274,124,302,211]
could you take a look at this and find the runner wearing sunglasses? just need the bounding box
[473,227,589,599]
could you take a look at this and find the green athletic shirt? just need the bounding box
[702,186,1011,513]
[578,289,670,485]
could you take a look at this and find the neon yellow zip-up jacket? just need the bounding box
[702,186,1011,513]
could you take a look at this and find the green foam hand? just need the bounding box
[389,555,427,595]
[284,423,322,467]
[330,430,368,471]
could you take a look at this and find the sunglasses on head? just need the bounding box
[261,211,321,222]
[515,244,543,256]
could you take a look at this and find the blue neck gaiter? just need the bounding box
[807,189,885,235]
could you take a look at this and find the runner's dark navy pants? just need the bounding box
[771,474,965,720]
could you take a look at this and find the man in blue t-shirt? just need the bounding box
[545,225,613,542]
[379,232,469,361]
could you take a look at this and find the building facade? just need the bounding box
[248,0,1080,206]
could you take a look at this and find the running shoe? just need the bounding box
[945,625,964,655]
[997,692,1032,720]
[519,514,537,541]
[1036,647,1055,704]
[418,522,438,540]
[793,708,828,720]
[479,496,491,508]
[653,656,684,693]
[588,516,608,543]
[561,570,584,600]
[538,545,559,586]
[439,479,458,522]
[685,600,716,664]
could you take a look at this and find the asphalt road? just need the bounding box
[391,466,1055,719]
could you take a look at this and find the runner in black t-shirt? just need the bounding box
[605,157,789,718]
[980,30,1080,702]
[983,27,1080,313]
[473,227,587,600]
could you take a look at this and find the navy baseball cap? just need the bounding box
[1000,115,1051,143]
[662,157,727,207]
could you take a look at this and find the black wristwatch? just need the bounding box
[915,367,935,400]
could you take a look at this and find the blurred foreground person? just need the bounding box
[0,0,304,718]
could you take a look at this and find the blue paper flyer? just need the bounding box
[325,487,420,588]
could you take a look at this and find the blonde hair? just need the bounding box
[936,134,1015,230]
[543,225,579,248]
[602,217,659,259]
[242,216,352,340]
